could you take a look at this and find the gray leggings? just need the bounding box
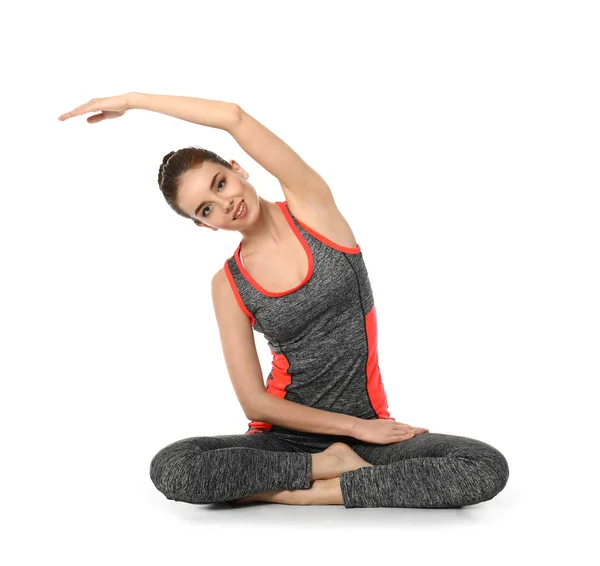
[149,429,509,508]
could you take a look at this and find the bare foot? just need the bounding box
[322,442,374,473]
[230,443,372,505]
[231,488,306,505]
[232,480,341,506]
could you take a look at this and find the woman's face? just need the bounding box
[177,160,255,230]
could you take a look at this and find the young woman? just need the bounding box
[59,93,509,508]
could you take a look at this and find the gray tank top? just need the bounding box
[223,201,395,436]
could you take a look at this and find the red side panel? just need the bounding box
[246,350,293,433]
[365,304,395,420]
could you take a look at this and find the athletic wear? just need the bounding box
[149,200,510,508]
[149,430,510,508]
[223,201,394,436]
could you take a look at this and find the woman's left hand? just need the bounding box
[58,93,132,123]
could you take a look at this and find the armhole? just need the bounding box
[223,260,256,327]
[279,200,362,254]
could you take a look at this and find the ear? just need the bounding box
[230,159,248,180]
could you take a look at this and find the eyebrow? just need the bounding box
[194,172,220,217]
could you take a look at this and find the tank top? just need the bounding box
[223,201,395,436]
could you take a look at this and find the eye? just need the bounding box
[202,179,226,217]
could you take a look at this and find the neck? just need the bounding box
[239,197,289,255]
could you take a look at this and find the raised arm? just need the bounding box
[128,92,239,130]
[129,92,336,211]
[60,92,331,206]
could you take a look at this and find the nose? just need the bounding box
[222,198,234,214]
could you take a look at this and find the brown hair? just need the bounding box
[158,146,232,223]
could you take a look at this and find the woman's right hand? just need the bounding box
[351,418,429,445]
[58,93,132,123]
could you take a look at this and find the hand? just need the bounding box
[351,418,429,445]
[58,93,132,123]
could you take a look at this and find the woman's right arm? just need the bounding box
[128,92,239,131]
[251,394,361,436]
[211,267,361,436]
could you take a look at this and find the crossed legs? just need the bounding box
[230,433,510,508]
[151,432,509,508]
[231,442,372,505]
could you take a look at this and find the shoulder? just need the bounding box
[211,267,232,303]
[211,267,251,323]
[211,266,227,287]
[211,267,232,301]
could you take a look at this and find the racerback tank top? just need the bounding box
[223,201,395,436]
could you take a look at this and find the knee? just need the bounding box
[467,446,510,505]
[149,438,204,501]
[490,449,510,496]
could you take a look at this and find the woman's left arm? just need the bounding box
[225,105,332,205]
[129,92,334,208]
[128,92,239,131]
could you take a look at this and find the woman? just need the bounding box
[59,92,509,508]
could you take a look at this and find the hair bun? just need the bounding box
[162,151,176,169]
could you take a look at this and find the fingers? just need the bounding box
[87,112,106,124]
[394,423,429,435]
[58,99,97,121]
[394,422,428,432]
[396,427,415,437]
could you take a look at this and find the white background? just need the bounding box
[2,0,598,564]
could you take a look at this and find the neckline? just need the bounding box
[234,201,315,298]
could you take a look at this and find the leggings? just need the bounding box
[149,428,509,508]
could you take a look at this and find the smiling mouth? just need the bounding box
[234,199,246,220]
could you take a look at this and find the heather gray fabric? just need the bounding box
[224,201,394,435]
[149,432,312,504]
[149,201,510,507]
[149,430,509,508]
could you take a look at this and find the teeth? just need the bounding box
[235,201,245,218]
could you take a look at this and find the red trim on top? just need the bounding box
[233,201,315,297]
[364,304,395,420]
[223,258,255,326]
[246,349,293,433]
[284,200,361,254]
[246,428,267,434]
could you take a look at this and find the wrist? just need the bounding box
[126,92,140,110]
[347,416,362,436]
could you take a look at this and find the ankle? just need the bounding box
[311,452,344,481]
